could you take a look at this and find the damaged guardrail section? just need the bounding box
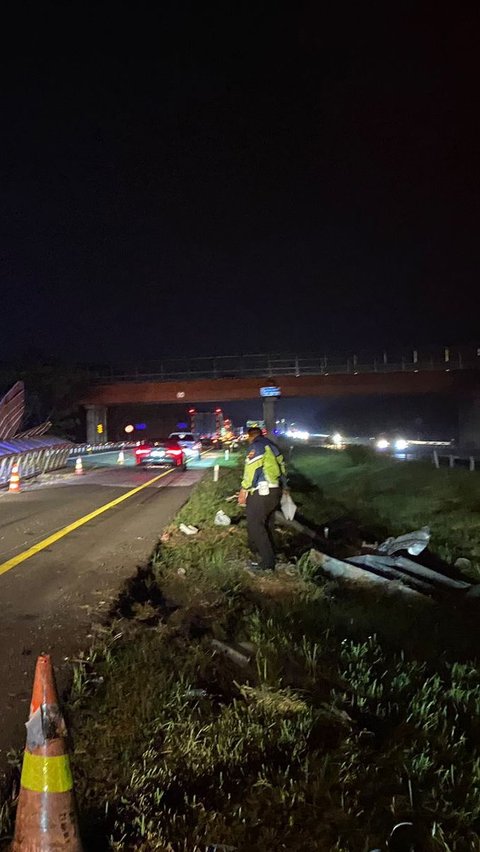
[0,437,72,488]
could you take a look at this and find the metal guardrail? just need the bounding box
[69,442,137,456]
[0,443,72,489]
[88,348,480,384]
[433,451,478,472]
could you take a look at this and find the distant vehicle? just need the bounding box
[375,433,409,452]
[135,439,187,470]
[168,431,201,460]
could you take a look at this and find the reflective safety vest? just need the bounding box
[241,437,287,494]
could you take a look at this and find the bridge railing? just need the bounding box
[88,349,480,383]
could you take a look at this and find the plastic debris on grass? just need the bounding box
[179,523,199,536]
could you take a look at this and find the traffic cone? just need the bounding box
[9,463,20,493]
[11,654,83,850]
[117,450,125,465]
[75,457,83,476]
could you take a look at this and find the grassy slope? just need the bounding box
[3,455,480,850]
[290,447,480,573]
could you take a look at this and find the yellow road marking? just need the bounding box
[0,468,175,578]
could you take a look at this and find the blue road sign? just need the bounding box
[260,386,281,397]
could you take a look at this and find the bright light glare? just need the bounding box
[395,438,408,451]
[332,432,343,446]
[376,438,389,450]
[286,429,309,440]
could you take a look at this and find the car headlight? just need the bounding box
[376,438,390,450]
[394,438,408,451]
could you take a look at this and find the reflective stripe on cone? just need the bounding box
[9,463,20,492]
[11,654,83,851]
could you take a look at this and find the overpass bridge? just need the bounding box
[82,348,480,447]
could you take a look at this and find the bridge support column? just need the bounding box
[458,395,480,450]
[85,405,108,444]
[263,397,277,435]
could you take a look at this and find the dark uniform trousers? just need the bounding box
[246,488,281,570]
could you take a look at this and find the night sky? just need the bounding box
[1,2,479,364]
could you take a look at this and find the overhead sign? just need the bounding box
[260,386,281,398]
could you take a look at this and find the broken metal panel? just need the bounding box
[392,555,470,590]
[14,421,52,439]
[0,381,25,440]
[308,550,423,597]
[378,526,431,556]
[346,554,432,592]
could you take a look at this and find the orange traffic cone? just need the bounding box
[9,463,20,493]
[75,457,83,476]
[11,654,83,850]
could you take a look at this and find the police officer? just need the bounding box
[238,427,287,571]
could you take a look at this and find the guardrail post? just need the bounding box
[432,450,439,469]
[295,356,300,377]
[449,454,455,468]
[470,456,475,472]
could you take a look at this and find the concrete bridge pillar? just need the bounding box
[458,395,480,450]
[85,405,108,444]
[263,397,277,435]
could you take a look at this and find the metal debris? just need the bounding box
[378,526,430,556]
[307,550,422,597]
[211,639,251,667]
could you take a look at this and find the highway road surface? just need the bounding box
[0,449,222,787]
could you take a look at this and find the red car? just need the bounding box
[135,439,187,471]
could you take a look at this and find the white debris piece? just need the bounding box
[179,523,199,536]
[281,491,297,521]
[378,526,431,556]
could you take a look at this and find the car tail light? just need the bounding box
[135,447,151,456]
[167,448,182,456]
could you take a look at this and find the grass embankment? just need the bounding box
[291,445,480,574]
[3,452,480,850]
